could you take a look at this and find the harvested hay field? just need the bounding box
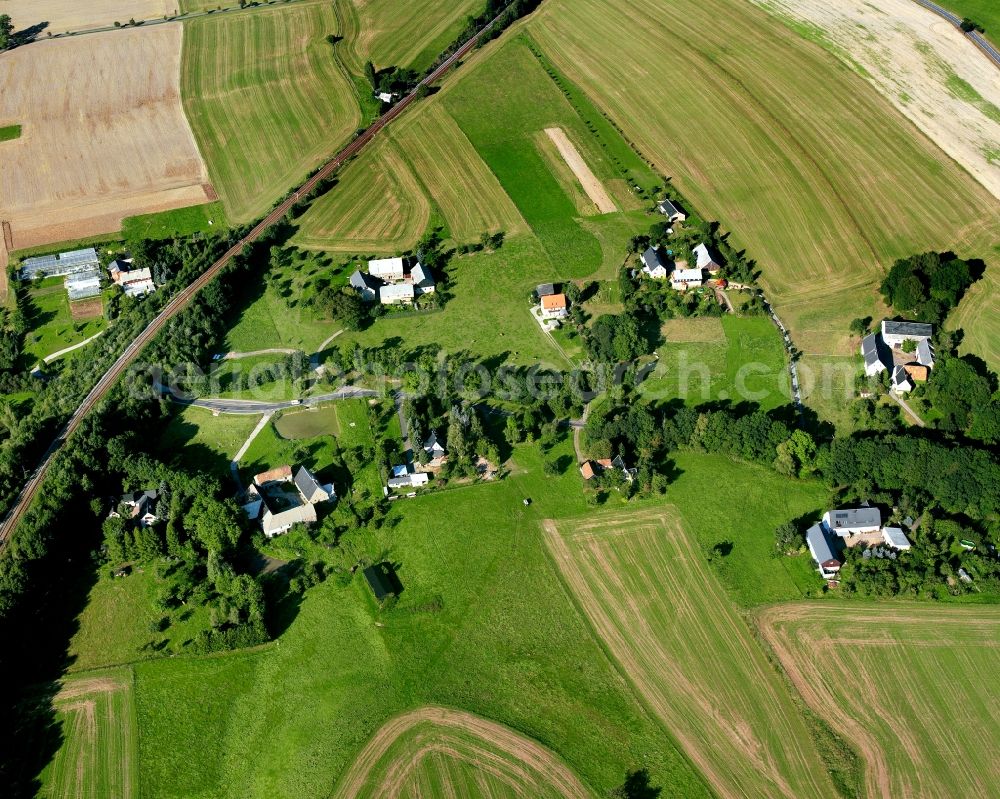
[0,25,212,251]
[544,128,616,214]
[333,706,593,799]
[0,0,169,34]
[296,100,525,249]
[754,0,1000,200]
[295,137,431,253]
[181,3,360,223]
[348,0,483,72]
[760,603,1000,798]
[527,0,1000,360]
[70,297,104,320]
[543,508,838,799]
[40,670,137,798]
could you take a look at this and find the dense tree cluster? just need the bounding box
[585,313,648,363]
[0,14,13,50]
[879,251,977,325]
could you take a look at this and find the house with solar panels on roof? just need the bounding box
[860,319,935,393]
[806,505,913,579]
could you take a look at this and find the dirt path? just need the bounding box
[889,390,926,427]
[333,706,592,799]
[230,412,271,490]
[42,330,105,363]
[316,328,345,353]
[219,348,298,361]
[544,128,616,213]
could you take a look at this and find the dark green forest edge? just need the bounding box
[0,0,998,796]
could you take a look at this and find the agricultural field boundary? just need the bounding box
[543,508,839,799]
[332,705,594,799]
[41,669,138,798]
[759,602,1000,798]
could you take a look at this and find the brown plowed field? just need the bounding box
[334,706,593,799]
[0,24,211,251]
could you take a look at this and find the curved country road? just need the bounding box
[0,6,513,547]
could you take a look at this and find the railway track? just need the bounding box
[0,8,509,547]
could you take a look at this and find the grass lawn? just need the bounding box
[120,201,226,241]
[131,435,711,799]
[0,124,22,142]
[207,355,303,403]
[181,2,360,222]
[20,277,107,364]
[67,567,213,673]
[760,602,1000,798]
[223,249,345,354]
[240,399,381,497]
[665,451,830,606]
[441,38,653,270]
[334,235,578,368]
[545,505,841,799]
[156,405,262,479]
[239,418,339,484]
[527,0,1000,362]
[641,315,791,411]
[274,405,341,439]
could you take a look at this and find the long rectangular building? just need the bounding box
[20,247,100,280]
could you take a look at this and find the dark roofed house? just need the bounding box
[657,198,686,223]
[806,524,842,579]
[363,562,403,602]
[861,333,890,376]
[112,489,160,528]
[294,466,334,504]
[536,283,557,298]
[881,320,933,347]
[350,270,384,303]
[640,247,669,279]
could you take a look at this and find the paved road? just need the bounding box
[912,0,1000,69]
[0,5,514,547]
[169,386,378,414]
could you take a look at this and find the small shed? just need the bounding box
[364,562,403,602]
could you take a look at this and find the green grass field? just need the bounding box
[156,405,262,479]
[181,3,361,223]
[38,669,137,799]
[120,202,226,241]
[129,437,713,799]
[21,278,106,364]
[761,602,1000,798]
[641,315,791,410]
[665,451,830,606]
[527,0,1000,369]
[273,404,341,439]
[545,506,841,799]
[0,124,22,142]
[67,568,213,673]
